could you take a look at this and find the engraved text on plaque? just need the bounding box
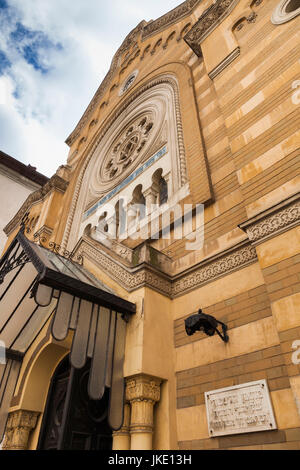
[205,380,277,437]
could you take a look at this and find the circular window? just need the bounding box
[271,0,300,24]
[119,70,139,96]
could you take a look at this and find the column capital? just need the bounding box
[125,374,162,404]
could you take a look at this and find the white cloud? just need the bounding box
[0,0,181,176]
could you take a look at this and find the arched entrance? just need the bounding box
[38,355,112,450]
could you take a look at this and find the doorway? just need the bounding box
[38,355,112,450]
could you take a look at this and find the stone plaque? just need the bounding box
[205,380,277,437]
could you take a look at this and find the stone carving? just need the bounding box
[125,375,162,435]
[66,1,204,147]
[2,410,40,450]
[240,197,300,244]
[75,238,257,298]
[126,375,161,403]
[62,76,187,250]
[184,0,239,56]
[143,0,200,38]
[205,380,277,437]
[66,21,146,147]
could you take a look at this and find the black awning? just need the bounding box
[0,231,135,442]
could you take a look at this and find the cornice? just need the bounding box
[239,193,300,246]
[65,1,203,148]
[75,236,257,299]
[4,175,69,236]
[184,0,240,56]
[142,0,201,39]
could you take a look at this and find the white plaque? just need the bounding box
[205,380,277,437]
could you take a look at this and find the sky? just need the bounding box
[0,0,181,177]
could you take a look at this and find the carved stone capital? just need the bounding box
[2,410,40,451]
[125,375,162,435]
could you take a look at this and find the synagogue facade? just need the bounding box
[1,0,300,450]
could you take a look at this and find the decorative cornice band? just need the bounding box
[76,238,257,298]
[4,175,69,236]
[239,194,300,245]
[184,0,239,56]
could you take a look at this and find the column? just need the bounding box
[126,374,162,450]
[2,410,39,450]
[112,403,131,450]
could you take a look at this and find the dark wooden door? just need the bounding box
[38,356,112,450]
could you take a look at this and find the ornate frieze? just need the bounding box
[66,1,204,147]
[172,245,257,296]
[184,0,239,56]
[239,194,300,245]
[62,76,189,251]
[2,409,40,451]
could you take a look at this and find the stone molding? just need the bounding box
[112,403,131,438]
[2,409,40,451]
[239,194,300,245]
[62,76,188,251]
[75,236,257,298]
[126,375,162,404]
[184,0,240,56]
[4,174,69,236]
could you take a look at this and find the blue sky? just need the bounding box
[0,0,181,176]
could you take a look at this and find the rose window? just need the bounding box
[100,115,154,183]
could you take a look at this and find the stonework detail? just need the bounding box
[99,114,154,185]
[75,237,257,298]
[66,1,204,147]
[184,0,239,56]
[172,245,257,296]
[240,196,300,244]
[2,410,40,451]
[126,376,162,404]
[126,375,162,435]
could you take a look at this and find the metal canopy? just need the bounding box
[0,230,135,442]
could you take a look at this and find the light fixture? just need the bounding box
[185,309,229,342]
